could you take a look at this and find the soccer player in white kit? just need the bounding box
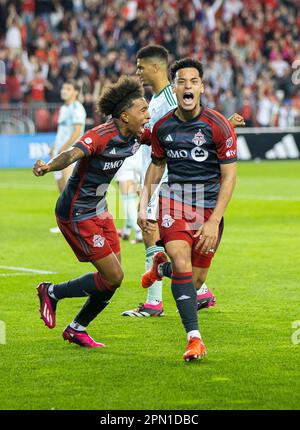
[49,80,86,233]
[122,45,215,317]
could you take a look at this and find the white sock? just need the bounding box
[197,283,208,296]
[70,321,86,332]
[145,246,163,303]
[187,330,201,340]
[48,284,58,301]
[146,300,161,306]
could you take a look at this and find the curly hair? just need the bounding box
[170,58,203,81]
[97,76,144,118]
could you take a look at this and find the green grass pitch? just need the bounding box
[0,162,299,410]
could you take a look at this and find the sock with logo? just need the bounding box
[69,321,86,332]
[145,245,164,303]
[49,273,114,300]
[171,272,199,333]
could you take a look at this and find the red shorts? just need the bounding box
[56,212,120,262]
[158,197,224,268]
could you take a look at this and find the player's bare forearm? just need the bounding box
[138,159,166,233]
[210,163,237,224]
[140,160,166,212]
[33,147,84,176]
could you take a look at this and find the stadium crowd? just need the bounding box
[0,0,299,129]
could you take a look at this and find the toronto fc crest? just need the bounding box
[192,130,206,146]
[93,235,105,248]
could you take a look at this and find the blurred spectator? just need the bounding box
[220,89,237,119]
[0,0,299,128]
[29,70,51,103]
[6,69,22,103]
[271,90,298,128]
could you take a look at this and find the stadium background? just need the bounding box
[0,0,300,411]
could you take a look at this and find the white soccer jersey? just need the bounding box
[142,84,177,179]
[148,84,177,130]
[54,101,86,154]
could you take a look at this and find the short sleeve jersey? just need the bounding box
[55,120,149,221]
[54,101,86,151]
[151,107,237,208]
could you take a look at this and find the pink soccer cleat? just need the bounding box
[197,286,216,311]
[62,326,105,348]
[121,301,164,317]
[37,282,57,329]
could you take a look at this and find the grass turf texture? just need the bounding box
[0,162,299,410]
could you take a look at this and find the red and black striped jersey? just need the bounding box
[151,106,237,208]
[55,119,150,221]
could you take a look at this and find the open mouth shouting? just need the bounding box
[182,92,194,107]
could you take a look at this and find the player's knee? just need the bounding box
[109,268,124,288]
[170,253,192,273]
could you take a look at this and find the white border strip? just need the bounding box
[236,127,300,134]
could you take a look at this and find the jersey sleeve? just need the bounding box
[140,127,152,146]
[72,104,86,125]
[151,124,166,160]
[73,129,106,157]
[212,113,237,164]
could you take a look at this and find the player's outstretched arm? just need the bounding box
[228,113,245,128]
[32,146,85,177]
[138,158,166,233]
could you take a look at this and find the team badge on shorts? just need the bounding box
[161,214,175,228]
[93,235,105,248]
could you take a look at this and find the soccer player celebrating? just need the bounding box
[138,58,238,361]
[33,77,150,348]
[123,45,244,317]
[49,80,86,233]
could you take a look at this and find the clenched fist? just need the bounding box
[33,160,50,176]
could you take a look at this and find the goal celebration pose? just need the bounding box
[138,58,238,361]
[123,45,244,318]
[33,77,150,348]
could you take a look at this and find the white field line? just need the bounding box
[0,273,36,277]
[0,266,56,274]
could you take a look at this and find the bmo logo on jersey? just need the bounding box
[167,149,188,158]
[103,160,124,170]
[191,146,209,162]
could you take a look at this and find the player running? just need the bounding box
[33,77,150,348]
[138,58,238,361]
[122,45,244,318]
[49,80,86,233]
